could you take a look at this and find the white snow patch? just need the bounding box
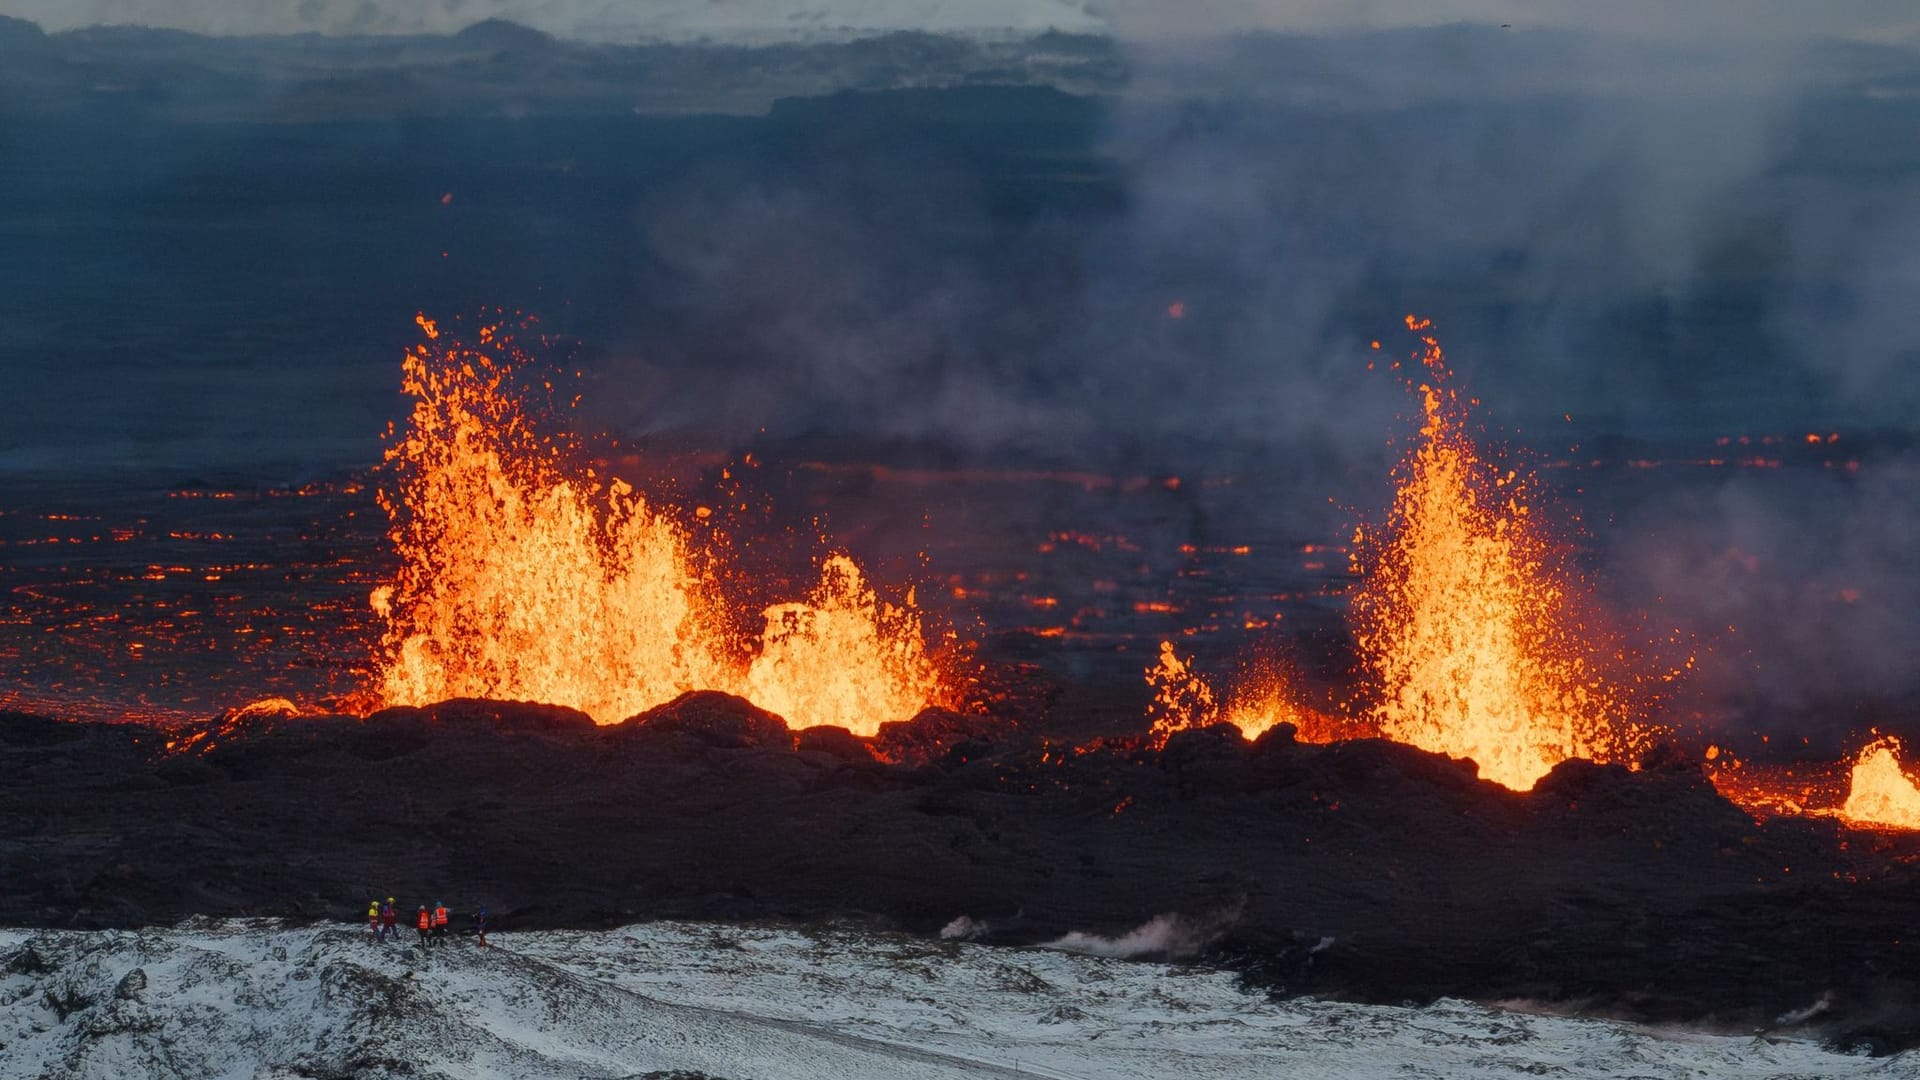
[0,918,1907,1079]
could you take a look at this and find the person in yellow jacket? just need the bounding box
[366,900,380,943]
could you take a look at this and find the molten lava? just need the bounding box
[1148,320,1648,784]
[1145,641,1222,746]
[1839,736,1920,831]
[1145,641,1342,746]
[743,556,942,734]
[1349,318,1643,791]
[367,316,944,734]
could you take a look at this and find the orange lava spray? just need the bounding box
[366,315,944,733]
[1840,736,1920,830]
[1145,641,1345,746]
[1349,317,1643,790]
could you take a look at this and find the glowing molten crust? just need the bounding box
[368,317,942,734]
[1840,737,1920,830]
[1350,319,1633,791]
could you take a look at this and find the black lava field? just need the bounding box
[4,693,1918,1053]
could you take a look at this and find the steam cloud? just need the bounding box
[939,915,989,941]
[1044,912,1220,959]
[1775,991,1834,1026]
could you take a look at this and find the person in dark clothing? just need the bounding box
[473,905,489,948]
[380,898,398,943]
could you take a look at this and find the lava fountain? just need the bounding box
[743,555,944,734]
[366,315,944,733]
[1146,319,1650,785]
[1839,736,1920,830]
[1349,318,1646,790]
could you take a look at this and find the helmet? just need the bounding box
[387,897,395,904]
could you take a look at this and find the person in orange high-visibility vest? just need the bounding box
[415,905,431,947]
[431,901,450,946]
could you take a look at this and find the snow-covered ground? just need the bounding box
[0,918,1909,1079]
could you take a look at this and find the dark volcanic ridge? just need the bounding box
[4,694,1919,1053]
